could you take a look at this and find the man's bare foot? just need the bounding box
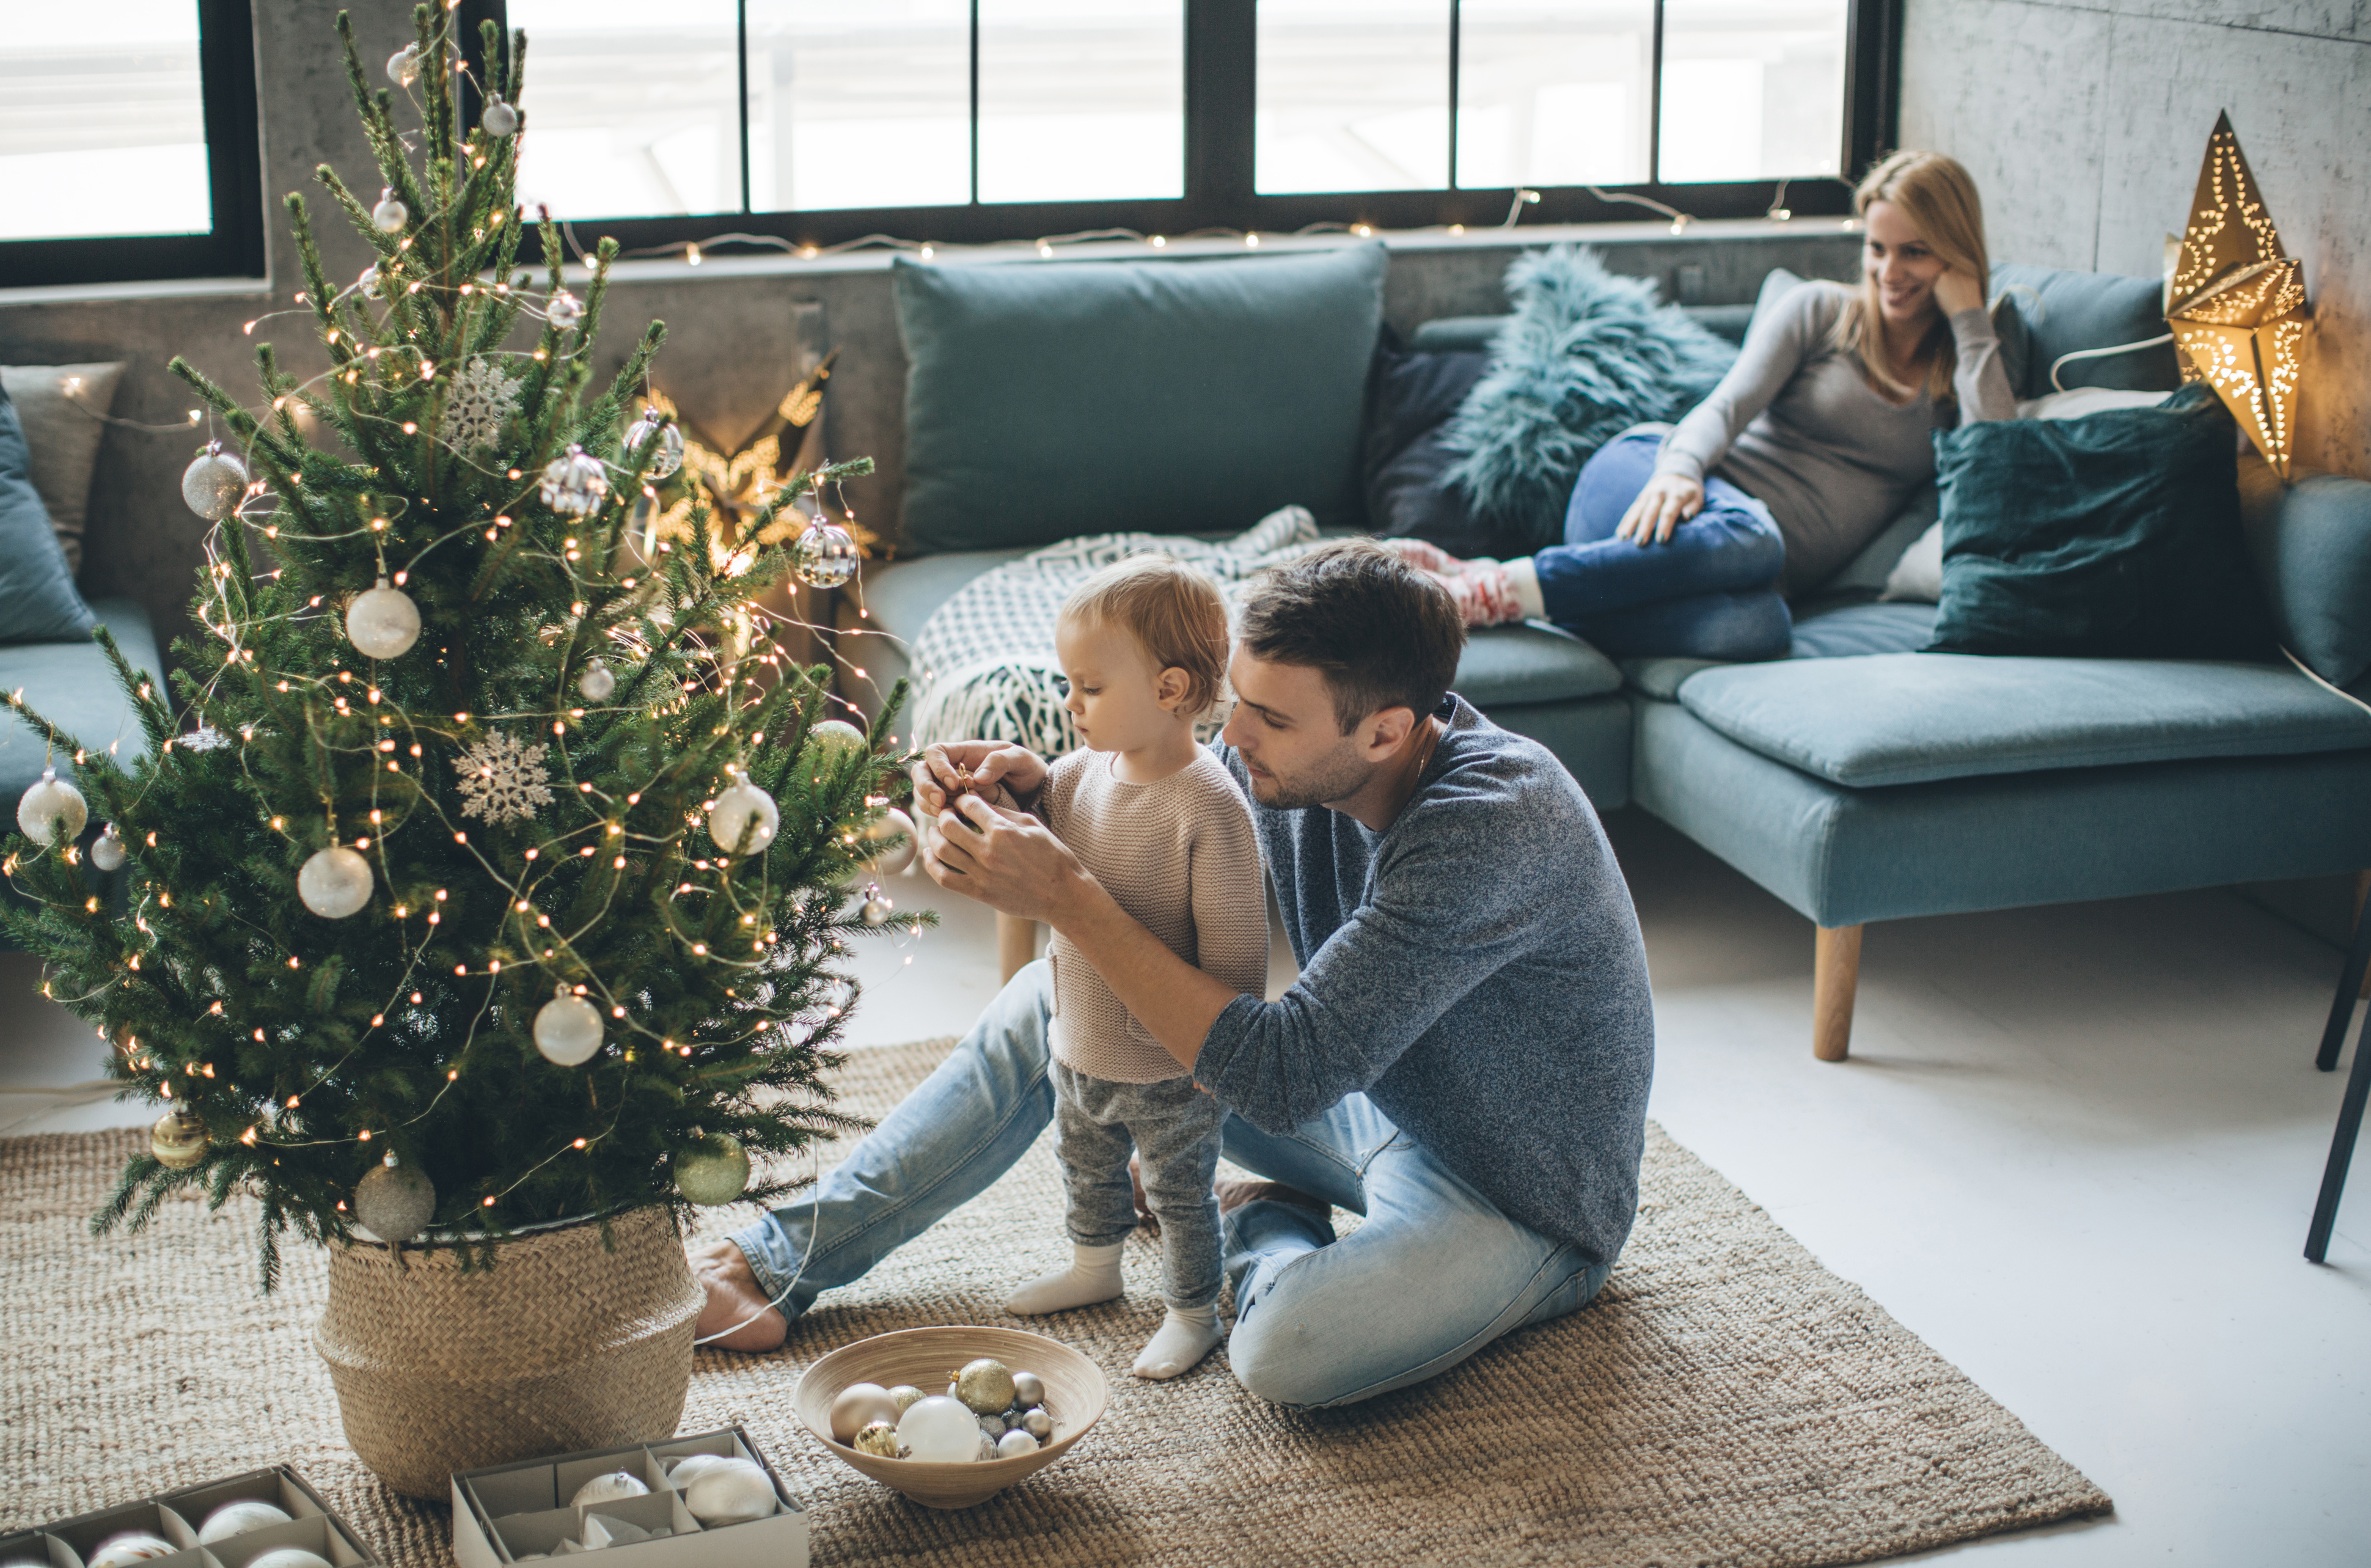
[689,1238,788,1352]
[1214,1176,1329,1218]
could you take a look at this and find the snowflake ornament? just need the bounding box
[453,730,554,824]
[181,725,229,752]
[445,356,522,453]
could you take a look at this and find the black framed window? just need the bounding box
[0,0,264,290]
[488,0,1896,255]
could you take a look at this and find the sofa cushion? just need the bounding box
[1622,601,1937,702]
[894,244,1388,555]
[1,363,123,575]
[2238,458,2371,688]
[1676,652,2371,788]
[1989,264,2182,398]
[1360,340,1499,556]
[0,597,162,810]
[0,384,96,645]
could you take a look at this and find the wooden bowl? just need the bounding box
[794,1325,1107,1509]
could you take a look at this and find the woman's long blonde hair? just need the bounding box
[1831,150,1991,405]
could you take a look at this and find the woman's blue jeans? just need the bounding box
[731,961,1613,1410]
[1532,428,1792,660]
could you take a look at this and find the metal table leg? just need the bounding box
[2306,904,2371,1262]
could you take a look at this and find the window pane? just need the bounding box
[0,2,210,241]
[747,1,970,213]
[978,0,1184,205]
[1657,0,1848,183]
[1256,1,1449,195]
[510,0,741,221]
[1455,0,1654,189]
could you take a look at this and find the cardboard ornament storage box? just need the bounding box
[1,1467,379,1568]
[450,1427,806,1568]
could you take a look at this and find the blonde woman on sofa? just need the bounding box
[1402,149,2018,661]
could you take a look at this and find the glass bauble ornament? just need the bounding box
[805,719,867,761]
[532,986,603,1066]
[955,1358,1016,1413]
[546,290,584,331]
[480,97,519,137]
[386,44,420,87]
[197,1503,292,1546]
[706,769,779,855]
[346,575,421,660]
[16,767,87,846]
[149,1108,209,1170]
[540,445,608,515]
[673,1130,750,1206]
[90,1535,175,1568]
[1021,1405,1052,1440]
[792,519,860,590]
[356,262,383,299]
[862,891,893,926]
[1011,1368,1045,1407]
[889,1383,926,1414]
[181,441,248,521]
[298,845,374,919]
[829,1382,899,1441]
[898,1395,981,1464]
[680,1459,776,1525]
[995,1428,1038,1459]
[624,411,684,479]
[577,659,616,702]
[247,1549,332,1568]
[570,1473,648,1508]
[90,823,127,871]
[353,1152,436,1244]
[852,1421,900,1459]
[864,806,917,876]
[372,188,408,233]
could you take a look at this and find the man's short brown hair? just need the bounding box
[1236,540,1466,733]
[1059,554,1233,717]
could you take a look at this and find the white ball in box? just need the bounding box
[450,1427,806,1568]
[1,1468,377,1568]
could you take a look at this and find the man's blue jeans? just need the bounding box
[1532,428,1793,660]
[732,962,1614,1410]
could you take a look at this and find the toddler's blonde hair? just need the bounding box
[1058,554,1231,718]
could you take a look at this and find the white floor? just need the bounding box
[4,811,2364,1562]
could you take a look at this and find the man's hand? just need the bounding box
[923,791,1089,925]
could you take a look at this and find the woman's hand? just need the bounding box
[1932,265,1984,318]
[1616,471,1705,545]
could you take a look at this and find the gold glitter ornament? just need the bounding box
[150,1108,210,1170]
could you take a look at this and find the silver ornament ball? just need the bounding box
[481,97,519,137]
[995,1427,1039,1460]
[346,575,422,660]
[297,844,374,919]
[1011,1369,1046,1408]
[862,894,893,926]
[540,444,608,516]
[577,660,617,702]
[706,771,779,855]
[793,518,860,590]
[674,1131,750,1206]
[181,442,249,521]
[90,824,128,871]
[16,767,88,847]
[353,1153,436,1244]
[150,1108,209,1170]
[532,987,604,1066]
[863,806,917,876]
[1021,1406,1052,1440]
[625,412,684,479]
[546,290,584,331]
[356,263,383,299]
[830,1382,900,1442]
[372,189,408,233]
[386,44,420,87]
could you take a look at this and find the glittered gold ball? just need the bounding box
[673,1132,750,1206]
[852,1420,901,1458]
[150,1110,209,1170]
[953,1358,1015,1415]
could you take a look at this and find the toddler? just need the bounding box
[1004,554,1267,1380]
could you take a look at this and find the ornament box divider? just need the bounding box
[450,1426,807,1568]
[1,1465,381,1568]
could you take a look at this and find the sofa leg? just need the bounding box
[1813,925,1863,1063]
[997,913,1039,984]
[2356,871,2370,1000]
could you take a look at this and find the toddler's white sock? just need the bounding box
[1006,1241,1126,1315]
[1131,1302,1222,1381]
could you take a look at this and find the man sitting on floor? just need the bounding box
[692,540,1655,1408]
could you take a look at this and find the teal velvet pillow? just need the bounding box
[2238,458,2371,687]
[894,243,1389,554]
[1988,265,2181,398]
[0,384,97,645]
[1928,384,2274,659]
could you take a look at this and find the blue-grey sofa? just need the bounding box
[842,242,2371,1061]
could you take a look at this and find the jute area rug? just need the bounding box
[3,1038,2108,1567]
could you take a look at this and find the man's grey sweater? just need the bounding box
[1196,696,1655,1266]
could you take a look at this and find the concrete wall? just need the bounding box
[1901,0,2370,478]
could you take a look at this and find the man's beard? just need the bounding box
[1245,745,1369,813]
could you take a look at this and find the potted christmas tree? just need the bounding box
[1,7,917,1498]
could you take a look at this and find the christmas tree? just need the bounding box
[2,6,918,1288]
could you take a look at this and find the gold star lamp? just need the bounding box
[2166,111,2311,480]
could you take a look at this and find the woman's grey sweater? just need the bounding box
[1655,280,2017,594]
[1195,697,1655,1267]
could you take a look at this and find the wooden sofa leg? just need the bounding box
[997,913,1039,984]
[1813,925,1863,1063]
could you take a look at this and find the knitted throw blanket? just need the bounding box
[908,507,1324,757]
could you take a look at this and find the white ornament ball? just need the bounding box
[680,1458,776,1525]
[805,719,867,762]
[1011,1369,1045,1409]
[546,290,585,331]
[198,1501,293,1545]
[248,1550,332,1568]
[181,442,249,521]
[532,988,604,1066]
[577,660,616,702]
[829,1382,900,1442]
[673,1132,749,1206]
[889,1383,926,1415]
[481,97,519,137]
[386,44,420,87]
[861,895,892,926]
[298,845,373,919]
[706,772,779,855]
[89,1536,175,1568]
[863,807,916,876]
[357,263,383,299]
[354,1153,436,1244]
[346,576,422,660]
[372,190,408,234]
[995,1428,1038,1460]
[624,412,684,480]
[540,444,607,515]
[792,519,860,590]
[665,1454,732,1487]
[570,1471,649,1508]
[17,768,88,846]
[91,824,128,871]
[898,1394,981,1464]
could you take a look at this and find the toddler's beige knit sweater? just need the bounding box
[1043,747,1268,1084]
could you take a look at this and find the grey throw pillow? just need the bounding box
[0,363,125,576]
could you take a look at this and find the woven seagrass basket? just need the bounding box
[315,1205,703,1498]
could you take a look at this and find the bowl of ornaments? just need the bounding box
[794,1325,1106,1509]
